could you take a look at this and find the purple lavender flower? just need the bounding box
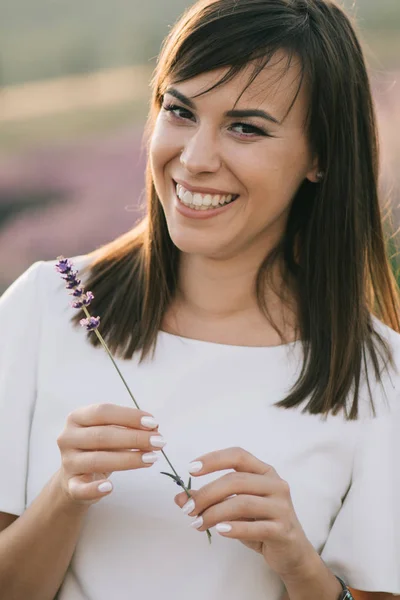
[79,316,101,331]
[66,278,81,289]
[55,256,94,311]
[71,287,84,297]
[61,270,76,280]
[84,291,94,305]
[71,291,94,309]
[55,257,73,274]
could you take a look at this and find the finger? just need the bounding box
[188,495,278,531]
[62,425,166,452]
[66,449,160,474]
[175,472,275,514]
[212,519,281,541]
[68,474,115,504]
[90,472,112,481]
[188,447,275,478]
[69,404,159,430]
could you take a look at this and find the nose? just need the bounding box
[180,128,222,175]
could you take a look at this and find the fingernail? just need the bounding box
[182,498,196,515]
[142,452,159,464]
[98,481,113,493]
[150,435,167,448]
[190,516,203,529]
[216,523,232,533]
[188,461,203,473]
[141,416,158,429]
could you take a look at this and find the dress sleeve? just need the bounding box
[0,261,44,516]
[321,400,400,594]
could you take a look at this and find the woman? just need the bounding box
[0,0,399,599]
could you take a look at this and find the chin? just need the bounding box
[168,233,212,255]
[166,227,226,258]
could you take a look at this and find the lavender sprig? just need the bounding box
[55,256,212,544]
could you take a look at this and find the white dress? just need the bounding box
[0,255,399,600]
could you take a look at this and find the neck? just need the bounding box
[177,252,263,318]
[163,246,298,346]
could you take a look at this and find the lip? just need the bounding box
[174,178,238,197]
[172,180,239,220]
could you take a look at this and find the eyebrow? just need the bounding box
[164,87,281,125]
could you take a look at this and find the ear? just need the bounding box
[305,156,322,183]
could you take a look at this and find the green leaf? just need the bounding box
[187,477,192,490]
[160,471,184,486]
[160,471,178,481]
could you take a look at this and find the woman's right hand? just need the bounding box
[56,403,166,506]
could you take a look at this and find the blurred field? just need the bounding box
[0,0,399,292]
[0,66,151,151]
[1,0,399,86]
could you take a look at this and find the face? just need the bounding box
[149,53,319,260]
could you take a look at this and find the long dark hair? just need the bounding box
[73,0,400,420]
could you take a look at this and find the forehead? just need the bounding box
[167,51,309,124]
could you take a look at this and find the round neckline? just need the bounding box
[158,329,303,350]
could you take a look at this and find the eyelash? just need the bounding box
[161,102,271,139]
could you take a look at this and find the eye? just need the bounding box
[162,102,195,121]
[229,122,271,138]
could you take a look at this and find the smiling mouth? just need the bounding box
[174,181,239,211]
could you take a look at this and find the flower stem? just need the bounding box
[81,307,211,542]
[82,306,140,410]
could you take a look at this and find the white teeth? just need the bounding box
[193,193,203,206]
[175,182,236,210]
[182,191,192,205]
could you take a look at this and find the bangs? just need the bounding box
[156,2,310,122]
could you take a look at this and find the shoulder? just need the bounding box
[356,314,400,420]
[30,253,94,302]
[40,253,93,290]
[0,254,95,326]
[370,313,400,352]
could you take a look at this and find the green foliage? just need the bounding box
[386,232,400,287]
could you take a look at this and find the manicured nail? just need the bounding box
[98,481,113,493]
[188,461,203,473]
[150,435,166,448]
[190,516,203,529]
[141,416,158,429]
[182,499,196,515]
[216,523,232,533]
[142,452,159,464]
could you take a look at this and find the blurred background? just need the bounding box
[0,0,399,293]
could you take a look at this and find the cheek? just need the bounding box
[238,141,309,225]
[149,126,166,174]
[150,118,180,172]
[149,129,171,199]
[246,138,310,195]
[231,141,287,186]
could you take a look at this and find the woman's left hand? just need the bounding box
[174,447,317,580]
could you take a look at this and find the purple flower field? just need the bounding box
[0,126,146,291]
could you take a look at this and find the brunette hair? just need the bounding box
[73,0,400,419]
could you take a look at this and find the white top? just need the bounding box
[0,255,399,600]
